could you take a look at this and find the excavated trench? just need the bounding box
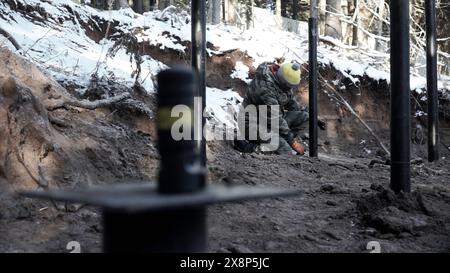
[116,25,450,159]
[5,0,449,156]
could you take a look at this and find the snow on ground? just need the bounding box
[0,0,448,129]
[230,61,252,84]
[205,88,242,139]
[0,0,169,93]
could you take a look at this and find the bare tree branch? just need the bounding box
[0,27,21,50]
[47,92,131,111]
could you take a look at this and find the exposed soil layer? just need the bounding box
[138,39,255,96]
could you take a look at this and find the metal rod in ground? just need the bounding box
[191,0,207,187]
[390,0,411,193]
[308,0,318,158]
[425,0,440,162]
[103,67,207,253]
[103,207,207,253]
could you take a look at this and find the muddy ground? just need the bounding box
[207,143,450,253]
[1,137,450,253]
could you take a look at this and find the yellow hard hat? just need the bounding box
[277,62,301,87]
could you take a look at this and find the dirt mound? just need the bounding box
[356,187,449,236]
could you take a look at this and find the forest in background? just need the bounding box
[73,0,450,76]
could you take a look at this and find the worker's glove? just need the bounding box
[290,139,306,155]
[318,119,326,130]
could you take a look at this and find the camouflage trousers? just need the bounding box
[239,110,309,155]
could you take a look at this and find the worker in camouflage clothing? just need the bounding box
[235,61,310,155]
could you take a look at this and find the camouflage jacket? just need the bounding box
[243,62,305,140]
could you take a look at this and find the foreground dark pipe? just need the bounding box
[191,0,207,187]
[309,0,318,158]
[390,0,411,193]
[425,0,440,162]
[104,67,207,253]
[157,68,202,194]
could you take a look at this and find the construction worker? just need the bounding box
[235,61,310,155]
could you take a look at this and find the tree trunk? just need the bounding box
[114,0,129,9]
[292,0,299,20]
[245,0,254,29]
[208,0,221,25]
[90,0,107,10]
[341,0,348,39]
[224,0,237,24]
[318,0,326,35]
[375,0,386,51]
[223,0,226,21]
[275,0,281,17]
[325,0,342,39]
[158,0,172,10]
[149,0,157,11]
[142,0,150,12]
[357,0,370,48]
[281,0,287,17]
[343,0,358,45]
[133,0,144,13]
[438,0,450,75]
[350,0,358,46]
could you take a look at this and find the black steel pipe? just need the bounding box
[157,67,203,193]
[191,0,207,187]
[309,17,318,158]
[426,0,440,162]
[390,0,411,193]
[103,208,207,253]
[103,67,208,253]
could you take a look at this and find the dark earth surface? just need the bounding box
[1,133,449,253]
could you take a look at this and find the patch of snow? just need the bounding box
[410,77,427,94]
[365,67,390,83]
[325,55,366,77]
[415,111,427,117]
[205,87,243,137]
[230,62,251,84]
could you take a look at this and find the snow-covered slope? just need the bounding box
[0,0,242,131]
[0,0,166,92]
[0,0,448,129]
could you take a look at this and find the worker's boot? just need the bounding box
[233,139,258,153]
